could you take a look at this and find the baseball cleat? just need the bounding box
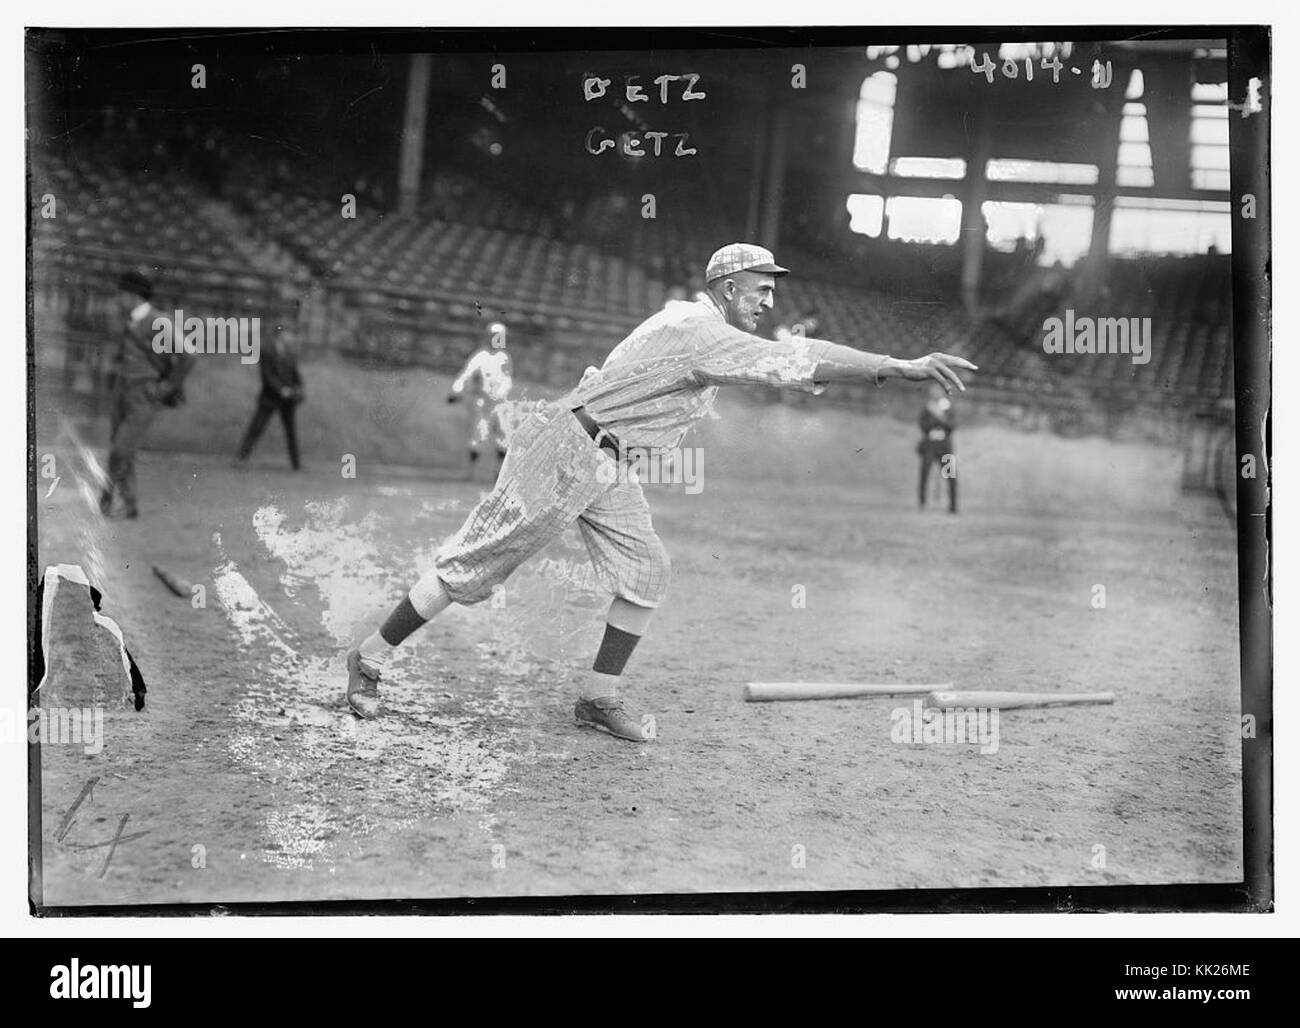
[574,696,653,742]
[345,649,382,719]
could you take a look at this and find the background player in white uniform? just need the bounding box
[347,244,976,742]
[448,320,513,478]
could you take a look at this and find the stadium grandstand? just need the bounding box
[30,35,1238,458]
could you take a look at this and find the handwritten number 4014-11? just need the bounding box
[971,52,1065,84]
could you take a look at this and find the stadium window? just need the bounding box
[985,159,1100,186]
[981,198,1094,266]
[996,42,1073,61]
[1190,103,1230,191]
[889,156,966,179]
[1109,197,1232,256]
[846,193,885,237]
[997,43,1035,60]
[1117,102,1154,188]
[885,195,962,244]
[852,72,897,174]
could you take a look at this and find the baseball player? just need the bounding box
[98,270,191,519]
[346,244,976,741]
[448,320,513,479]
[917,383,958,513]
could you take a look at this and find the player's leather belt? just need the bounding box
[571,406,624,460]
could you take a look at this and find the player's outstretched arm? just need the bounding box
[447,351,482,402]
[809,340,978,394]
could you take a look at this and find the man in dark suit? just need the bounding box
[99,271,189,519]
[234,313,304,469]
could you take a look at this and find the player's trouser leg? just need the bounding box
[237,392,277,460]
[101,389,128,511]
[467,397,490,467]
[918,452,931,507]
[278,400,301,469]
[106,388,160,514]
[573,472,671,700]
[356,403,610,670]
[489,402,509,479]
[944,450,957,512]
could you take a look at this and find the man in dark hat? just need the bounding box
[99,271,190,518]
[234,308,305,469]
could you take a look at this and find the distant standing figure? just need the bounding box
[99,270,190,519]
[918,383,957,513]
[448,321,513,479]
[235,315,304,469]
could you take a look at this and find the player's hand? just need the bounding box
[898,353,978,393]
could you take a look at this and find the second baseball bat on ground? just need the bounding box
[743,682,952,702]
[925,690,1115,709]
[151,564,192,598]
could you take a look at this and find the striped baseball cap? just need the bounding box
[704,243,789,283]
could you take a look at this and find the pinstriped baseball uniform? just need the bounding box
[433,294,832,607]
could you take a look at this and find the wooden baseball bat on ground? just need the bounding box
[925,690,1115,710]
[743,682,952,702]
[151,564,192,598]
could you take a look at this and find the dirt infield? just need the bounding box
[32,391,1243,905]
